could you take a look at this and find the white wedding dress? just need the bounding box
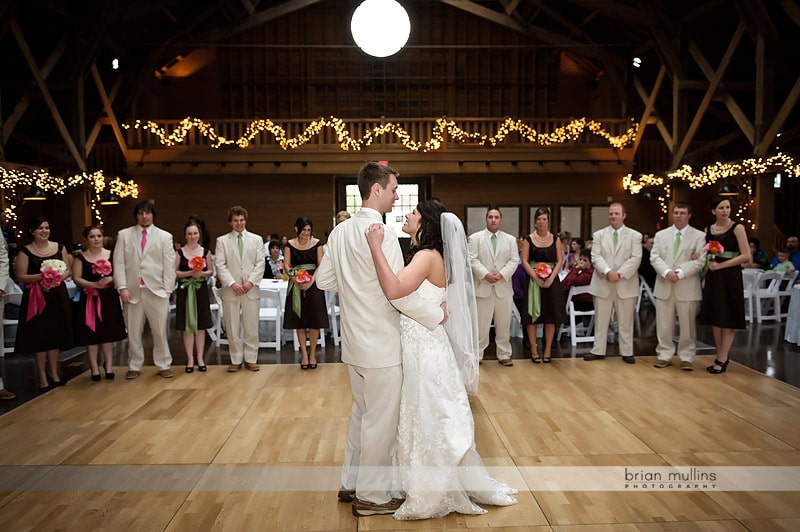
[394,279,518,520]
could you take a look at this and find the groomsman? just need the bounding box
[650,202,706,370]
[585,202,642,363]
[113,200,176,378]
[215,206,265,372]
[468,207,519,366]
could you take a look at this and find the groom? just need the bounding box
[316,162,445,517]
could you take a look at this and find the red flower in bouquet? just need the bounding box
[704,241,725,254]
[535,262,553,279]
[294,269,312,284]
[189,256,206,272]
[92,258,112,276]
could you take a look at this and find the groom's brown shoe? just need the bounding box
[352,497,404,517]
[337,487,355,502]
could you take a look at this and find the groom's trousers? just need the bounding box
[342,364,402,504]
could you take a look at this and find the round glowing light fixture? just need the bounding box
[350,0,410,58]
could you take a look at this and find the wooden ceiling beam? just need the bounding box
[689,39,754,145]
[672,22,745,168]
[439,0,527,33]
[634,75,672,150]
[755,74,800,156]
[633,65,667,156]
[9,19,85,170]
[88,64,127,159]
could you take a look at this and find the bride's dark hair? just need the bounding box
[409,199,446,260]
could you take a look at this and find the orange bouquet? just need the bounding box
[189,256,206,271]
[704,241,724,254]
[535,262,553,279]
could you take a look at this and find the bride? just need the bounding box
[365,199,517,520]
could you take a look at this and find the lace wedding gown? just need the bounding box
[394,280,518,520]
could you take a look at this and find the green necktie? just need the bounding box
[613,230,618,249]
[674,231,681,256]
[491,233,497,253]
[237,232,244,258]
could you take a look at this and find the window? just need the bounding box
[341,179,426,241]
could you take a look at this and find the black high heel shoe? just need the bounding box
[706,358,730,374]
[104,367,115,380]
[39,385,51,394]
[91,372,101,382]
[197,364,207,372]
[47,374,65,387]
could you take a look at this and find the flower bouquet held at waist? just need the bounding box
[180,256,208,335]
[527,261,555,323]
[26,259,68,321]
[189,256,206,272]
[287,264,316,317]
[701,240,738,278]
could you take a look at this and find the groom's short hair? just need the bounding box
[358,161,399,200]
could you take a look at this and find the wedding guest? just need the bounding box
[561,249,594,311]
[560,231,572,270]
[264,241,284,279]
[770,249,796,273]
[175,218,214,372]
[742,237,769,270]
[283,217,329,369]
[698,197,750,374]
[769,235,800,270]
[521,207,565,362]
[335,210,351,225]
[638,235,657,289]
[14,217,73,393]
[566,237,584,270]
[73,225,127,381]
[113,200,176,379]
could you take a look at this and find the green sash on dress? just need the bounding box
[526,261,555,323]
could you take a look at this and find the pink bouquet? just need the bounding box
[704,241,724,254]
[40,259,67,290]
[92,258,112,276]
[294,269,312,284]
[535,262,553,279]
[189,256,206,271]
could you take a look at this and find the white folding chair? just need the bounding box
[258,288,283,351]
[778,270,799,319]
[636,274,656,312]
[325,290,341,346]
[753,271,783,323]
[742,269,761,322]
[566,285,595,346]
[1,282,23,356]
[211,286,228,348]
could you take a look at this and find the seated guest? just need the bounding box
[561,249,594,311]
[638,235,657,289]
[742,237,769,270]
[770,235,800,270]
[566,237,584,270]
[560,231,572,270]
[335,210,351,225]
[770,249,796,273]
[264,240,284,279]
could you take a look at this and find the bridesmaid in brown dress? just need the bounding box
[521,207,566,362]
[698,197,750,374]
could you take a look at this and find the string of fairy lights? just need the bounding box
[122,116,639,151]
[623,153,799,228]
[0,166,139,233]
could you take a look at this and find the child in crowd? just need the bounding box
[771,249,796,273]
[561,248,594,311]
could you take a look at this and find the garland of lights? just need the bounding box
[623,153,799,228]
[123,116,638,151]
[0,166,139,232]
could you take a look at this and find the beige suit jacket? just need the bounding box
[651,225,706,301]
[215,230,265,302]
[113,224,176,303]
[316,208,443,368]
[468,229,519,299]
[590,225,643,299]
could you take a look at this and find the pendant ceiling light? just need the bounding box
[350,0,411,58]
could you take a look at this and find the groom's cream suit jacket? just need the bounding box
[316,209,443,368]
[215,229,265,302]
[113,224,176,302]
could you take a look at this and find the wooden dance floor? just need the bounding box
[1,355,799,531]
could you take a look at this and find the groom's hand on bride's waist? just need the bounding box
[439,302,448,325]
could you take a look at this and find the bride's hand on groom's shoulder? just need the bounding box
[365,223,384,247]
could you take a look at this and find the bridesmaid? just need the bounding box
[14,217,73,393]
[174,218,214,372]
[73,225,127,380]
[521,207,566,362]
[698,197,750,373]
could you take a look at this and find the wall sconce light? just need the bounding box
[247,162,255,167]
[273,162,281,167]
[720,183,738,196]
[457,160,464,166]
[484,161,491,166]
[538,161,545,166]
[301,161,308,167]
[100,193,121,205]
[23,186,47,201]
[511,160,519,166]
